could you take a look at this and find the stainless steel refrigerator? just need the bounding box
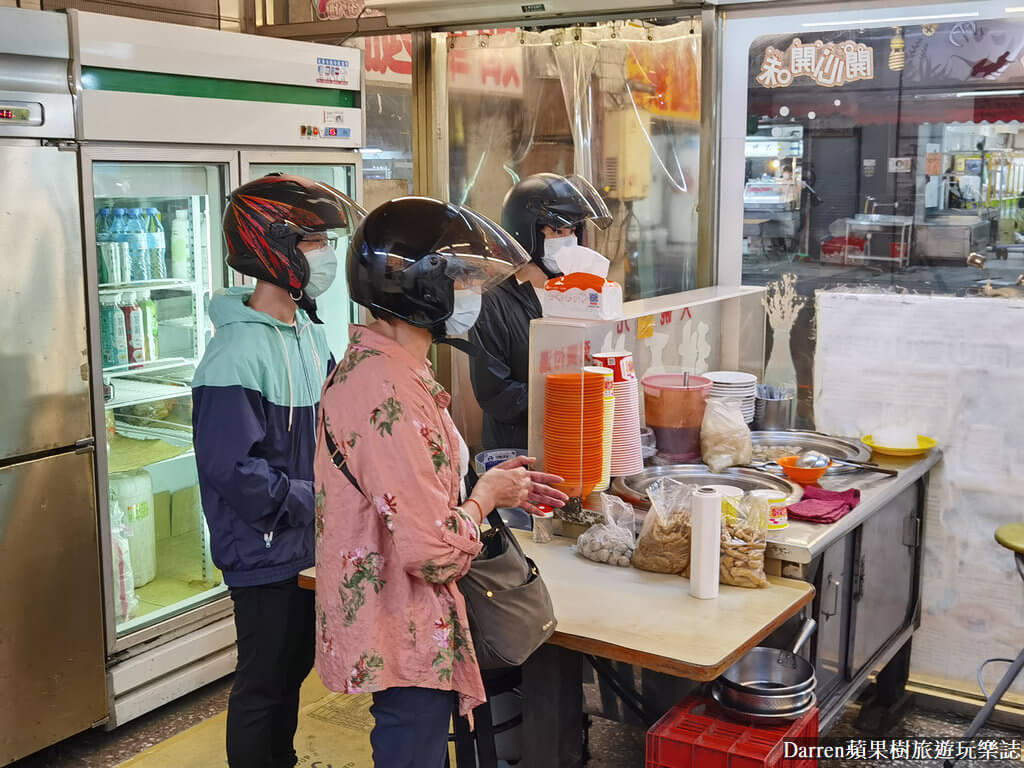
[0,8,107,764]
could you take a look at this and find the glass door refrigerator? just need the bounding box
[240,151,363,356]
[69,8,363,726]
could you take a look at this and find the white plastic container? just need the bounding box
[170,209,191,280]
[110,469,157,587]
[689,487,722,600]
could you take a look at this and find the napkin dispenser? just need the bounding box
[542,272,623,320]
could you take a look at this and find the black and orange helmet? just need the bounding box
[223,173,366,320]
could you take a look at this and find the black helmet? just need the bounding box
[501,173,613,261]
[348,197,529,339]
[223,173,366,322]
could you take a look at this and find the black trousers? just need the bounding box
[227,578,315,768]
[369,687,456,768]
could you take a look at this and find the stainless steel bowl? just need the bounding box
[611,464,802,510]
[713,679,815,715]
[712,686,818,725]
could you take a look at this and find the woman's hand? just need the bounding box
[471,467,533,515]
[491,456,568,514]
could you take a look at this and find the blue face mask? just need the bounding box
[445,290,482,336]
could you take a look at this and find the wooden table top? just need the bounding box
[298,531,814,682]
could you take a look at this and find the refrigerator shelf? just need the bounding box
[103,357,194,378]
[106,378,189,410]
[99,279,197,294]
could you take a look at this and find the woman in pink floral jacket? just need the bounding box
[314,198,566,767]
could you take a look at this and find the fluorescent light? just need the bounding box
[360,148,384,154]
[802,12,978,27]
[955,89,1024,97]
[1007,6,1024,12]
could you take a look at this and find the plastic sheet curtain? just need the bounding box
[444,21,702,302]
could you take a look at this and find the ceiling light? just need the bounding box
[955,89,1024,97]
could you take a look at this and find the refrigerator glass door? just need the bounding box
[243,154,361,360]
[83,150,234,645]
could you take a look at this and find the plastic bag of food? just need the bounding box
[109,493,139,621]
[719,492,769,589]
[700,398,752,473]
[631,478,694,574]
[577,495,636,567]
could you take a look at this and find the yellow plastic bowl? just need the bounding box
[861,434,937,457]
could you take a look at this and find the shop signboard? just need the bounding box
[755,38,875,89]
[364,31,524,96]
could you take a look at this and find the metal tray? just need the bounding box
[610,465,802,510]
[750,430,871,475]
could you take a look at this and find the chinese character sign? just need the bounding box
[757,38,875,88]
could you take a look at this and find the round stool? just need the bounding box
[995,523,1024,582]
[944,523,1024,768]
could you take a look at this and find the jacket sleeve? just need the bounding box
[468,298,529,424]
[193,385,313,530]
[338,386,482,585]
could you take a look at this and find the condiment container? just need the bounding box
[532,506,554,544]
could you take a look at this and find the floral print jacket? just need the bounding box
[314,325,485,715]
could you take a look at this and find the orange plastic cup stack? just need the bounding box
[544,371,606,498]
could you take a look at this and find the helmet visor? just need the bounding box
[427,202,531,292]
[565,175,613,230]
[283,182,367,238]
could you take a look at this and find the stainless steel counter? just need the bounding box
[767,449,942,564]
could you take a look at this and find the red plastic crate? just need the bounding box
[646,695,819,768]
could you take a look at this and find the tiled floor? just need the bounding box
[9,676,1020,768]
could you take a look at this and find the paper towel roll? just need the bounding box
[690,487,722,600]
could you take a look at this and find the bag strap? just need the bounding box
[326,415,513,540]
[323,419,365,498]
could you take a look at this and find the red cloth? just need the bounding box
[787,486,861,524]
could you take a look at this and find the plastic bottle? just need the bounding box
[146,208,168,279]
[95,207,120,284]
[125,208,151,282]
[120,291,146,369]
[170,209,191,280]
[138,289,160,362]
[100,294,129,369]
[109,208,137,283]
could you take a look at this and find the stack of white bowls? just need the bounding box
[703,371,758,424]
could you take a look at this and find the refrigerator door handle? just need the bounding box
[75,437,96,454]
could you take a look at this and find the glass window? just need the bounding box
[360,34,416,206]
[736,15,1024,424]
[92,160,229,637]
[444,21,702,301]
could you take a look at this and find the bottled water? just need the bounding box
[146,208,167,279]
[125,208,152,282]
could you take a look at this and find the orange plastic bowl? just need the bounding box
[777,455,831,485]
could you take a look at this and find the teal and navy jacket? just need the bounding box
[192,288,334,588]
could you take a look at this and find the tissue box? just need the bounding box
[542,272,623,320]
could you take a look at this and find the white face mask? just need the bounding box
[303,245,338,299]
[445,289,482,336]
[541,235,576,273]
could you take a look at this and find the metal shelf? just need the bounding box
[106,378,190,410]
[103,357,193,378]
[98,279,196,294]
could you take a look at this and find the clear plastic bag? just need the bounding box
[577,494,636,568]
[631,478,694,574]
[109,494,139,621]
[700,398,752,473]
[719,492,769,589]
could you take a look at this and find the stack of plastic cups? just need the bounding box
[593,351,644,478]
[585,366,615,492]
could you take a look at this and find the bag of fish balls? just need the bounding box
[576,494,638,568]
